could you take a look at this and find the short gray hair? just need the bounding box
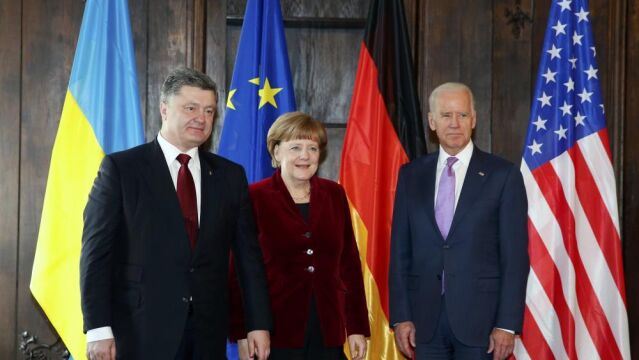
[160,67,218,104]
[428,82,475,114]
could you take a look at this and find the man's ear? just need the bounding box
[428,112,436,131]
[159,101,168,121]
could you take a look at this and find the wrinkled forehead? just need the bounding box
[169,86,217,104]
[434,89,474,112]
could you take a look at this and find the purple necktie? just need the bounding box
[435,156,458,239]
[436,156,458,294]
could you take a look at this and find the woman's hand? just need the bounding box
[347,334,367,360]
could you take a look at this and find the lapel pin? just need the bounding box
[478,171,485,176]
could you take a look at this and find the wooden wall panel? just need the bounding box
[624,0,639,357]
[318,128,346,181]
[0,1,21,357]
[600,1,627,183]
[402,0,419,68]
[288,28,363,124]
[145,0,191,141]
[418,0,492,151]
[129,0,150,128]
[18,0,84,356]
[531,0,551,87]
[491,0,533,163]
[459,1,493,152]
[207,0,228,145]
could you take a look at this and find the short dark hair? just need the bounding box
[160,67,218,104]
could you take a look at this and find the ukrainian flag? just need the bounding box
[218,0,296,183]
[30,1,144,359]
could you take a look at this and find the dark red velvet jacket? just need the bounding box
[230,170,370,347]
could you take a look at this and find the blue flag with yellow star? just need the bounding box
[218,0,296,183]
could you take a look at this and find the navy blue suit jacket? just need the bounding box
[389,146,529,347]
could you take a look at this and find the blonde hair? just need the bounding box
[267,111,327,167]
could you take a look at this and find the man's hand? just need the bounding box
[86,338,116,360]
[347,334,367,360]
[246,330,270,360]
[393,321,416,359]
[237,339,249,360]
[487,328,515,360]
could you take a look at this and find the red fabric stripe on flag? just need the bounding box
[570,141,626,302]
[340,43,408,316]
[527,221,577,359]
[597,128,613,162]
[532,163,623,360]
[519,306,555,360]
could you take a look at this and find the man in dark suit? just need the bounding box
[80,68,271,360]
[389,82,529,360]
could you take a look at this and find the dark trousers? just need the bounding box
[415,299,492,360]
[269,296,346,360]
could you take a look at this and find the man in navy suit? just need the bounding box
[389,82,529,360]
[80,68,271,360]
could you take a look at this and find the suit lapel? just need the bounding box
[195,152,225,256]
[448,148,488,240]
[421,154,439,236]
[140,141,192,255]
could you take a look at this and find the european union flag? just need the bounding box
[218,0,296,183]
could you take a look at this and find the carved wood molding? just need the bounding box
[187,0,206,71]
[504,0,533,39]
[19,331,69,360]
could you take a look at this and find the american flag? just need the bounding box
[514,0,630,359]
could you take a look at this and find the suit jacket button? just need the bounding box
[443,244,450,249]
[306,265,315,273]
[306,249,314,255]
[303,231,312,238]
[189,268,195,273]
[182,297,189,303]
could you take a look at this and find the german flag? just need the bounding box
[339,0,426,358]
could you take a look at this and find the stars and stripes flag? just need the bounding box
[514,0,630,359]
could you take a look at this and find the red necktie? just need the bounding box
[176,154,198,250]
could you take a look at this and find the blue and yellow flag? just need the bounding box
[30,0,144,358]
[218,0,296,183]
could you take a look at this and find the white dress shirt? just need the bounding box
[157,132,202,224]
[433,141,474,210]
[86,133,202,342]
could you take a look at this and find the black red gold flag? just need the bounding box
[339,0,426,357]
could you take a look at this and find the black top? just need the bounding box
[296,203,310,223]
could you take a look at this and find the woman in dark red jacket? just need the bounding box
[230,111,370,360]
